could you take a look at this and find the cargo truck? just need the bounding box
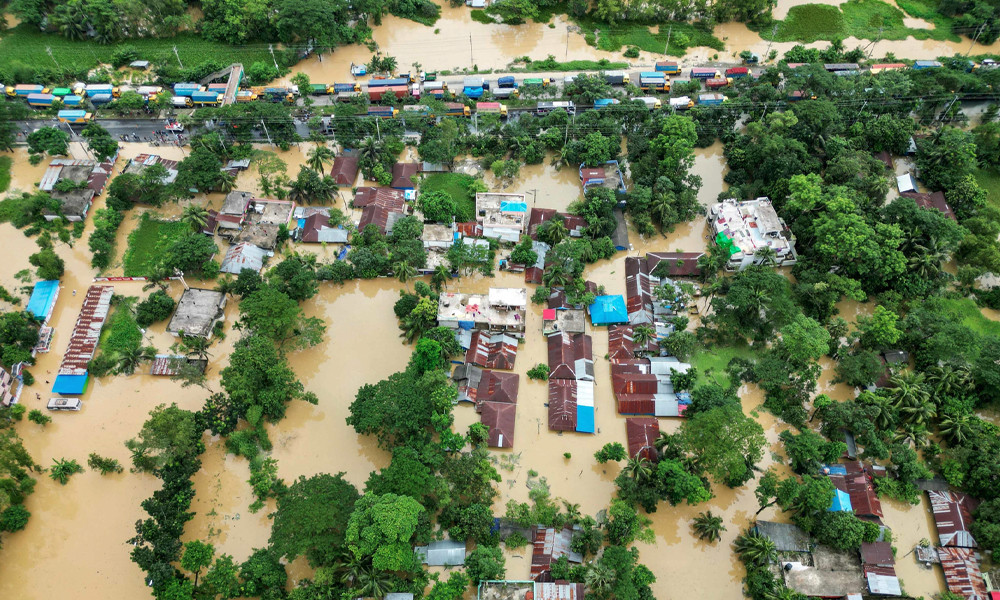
[206,83,228,93]
[634,97,662,110]
[497,76,517,88]
[594,98,620,108]
[367,106,397,118]
[61,95,83,106]
[368,85,409,101]
[335,91,362,102]
[191,91,222,105]
[913,60,942,70]
[603,71,626,85]
[423,81,447,92]
[235,91,257,103]
[724,67,749,78]
[411,84,421,99]
[264,87,295,103]
[698,93,725,106]
[8,84,47,97]
[333,83,361,93]
[172,96,194,108]
[669,96,694,110]
[309,84,331,95]
[173,83,202,97]
[89,93,112,105]
[705,78,731,89]
[491,87,519,99]
[823,63,859,72]
[536,101,576,115]
[462,86,485,99]
[51,87,72,97]
[690,68,720,80]
[445,103,471,117]
[27,93,55,107]
[522,78,550,88]
[421,71,437,81]
[368,78,409,88]
[476,102,508,117]
[86,83,120,98]
[398,72,417,82]
[57,110,93,123]
[137,86,163,97]
[655,61,681,74]
[639,73,669,93]
[463,77,487,90]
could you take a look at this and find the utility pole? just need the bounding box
[269,45,280,71]
[260,119,273,147]
[375,117,381,141]
[173,46,184,69]
[46,47,60,69]
[867,25,883,61]
[469,35,474,67]
[764,25,777,62]
[664,25,672,55]
[967,22,988,57]
[566,29,569,58]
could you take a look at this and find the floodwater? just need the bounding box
[484,155,582,213]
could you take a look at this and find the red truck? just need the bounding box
[705,78,731,89]
[724,66,749,78]
[368,85,409,101]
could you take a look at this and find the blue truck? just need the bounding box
[191,90,221,105]
[173,83,202,97]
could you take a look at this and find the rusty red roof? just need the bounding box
[645,252,705,277]
[354,186,405,208]
[625,257,654,325]
[829,472,883,518]
[527,207,585,239]
[548,379,577,432]
[901,190,957,221]
[534,582,584,600]
[531,527,581,581]
[465,331,518,370]
[476,370,519,404]
[57,286,114,376]
[608,325,657,362]
[331,156,359,185]
[480,401,516,448]
[860,542,894,567]
[358,192,407,234]
[391,162,420,188]
[929,491,980,548]
[626,417,660,461]
[547,332,594,381]
[938,546,987,599]
[456,221,483,238]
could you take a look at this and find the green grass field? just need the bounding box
[938,296,1000,337]
[975,168,1000,210]
[419,172,478,222]
[470,9,495,25]
[771,0,959,43]
[122,214,191,277]
[0,156,12,194]
[98,302,143,357]
[690,342,757,388]
[575,17,724,57]
[511,58,630,72]
[0,25,278,75]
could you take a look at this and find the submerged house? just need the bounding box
[331,155,360,186]
[166,289,227,338]
[530,526,583,581]
[928,490,980,548]
[625,417,660,462]
[220,242,268,275]
[414,539,466,566]
[356,187,408,235]
[937,546,988,599]
[612,357,692,416]
[579,160,626,194]
[708,198,797,270]
[437,288,527,337]
[391,162,421,189]
[822,462,884,519]
[477,370,519,448]
[546,332,595,434]
[52,285,114,395]
[0,366,23,407]
[541,307,585,335]
[477,193,527,242]
[588,295,628,326]
[41,156,117,221]
[465,331,518,370]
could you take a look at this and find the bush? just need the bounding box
[527,364,550,380]
[624,46,640,58]
[0,505,30,532]
[135,290,176,328]
[49,458,84,485]
[8,404,26,421]
[595,442,627,463]
[111,46,140,68]
[27,410,51,426]
[87,453,124,475]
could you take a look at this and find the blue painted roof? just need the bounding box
[52,373,88,395]
[823,464,848,475]
[589,295,628,325]
[576,405,595,433]
[26,280,59,320]
[830,489,852,512]
[500,201,527,213]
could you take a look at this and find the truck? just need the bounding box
[335,91,362,102]
[462,86,485,99]
[445,102,471,117]
[522,77,550,88]
[669,96,694,110]
[655,61,681,74]
[639,73,669,93]
[705,77,731,90]
[173,83,202,97]
[411,84,421,99]
[423,81,447,92]
[690,68,720,80]
[398,72,417,83]
[724,67,750,78]
[823,63,859,72]
[368,85,409,101]
[85,83,120,98]
[476,102,508,117]
[634,97,662,110]
[61,95,83,106]
[89,93,113,105]
[368,78,410,89]
[136,85,163,98]
[57,110,93,123]
[191,91,222,105]
[8,84,47,97]
[235,90,257,103]
[536,101,576,115]
[367,106,397,118]
[172,95,194,108]
[421,71,437,81]
[309,84,331,95]
[206,83,228,93]
[27,93,55,107]
[594,98,620,108]
[870,63,906,73]
[497,76,517,89]
[603,71,626,86]
[491,87,519,99]
[913,60,943,70]
[333,83,361,93]
[463,77,488,90]
[264,87,295,103]
[51,87,72,97]
[698,93,725,106]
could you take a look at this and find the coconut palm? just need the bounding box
[927,364,972,396]
[216,171,236,194]
[356,567,392,599]
[307,144,336,175]
[393,260,417,291]
[861,393,896,430]
[649,192,674,226]
[899,397,937,427]
[907,237,948,279]
[583,563,615,595]
[540,220,569,246]
[562,501,582,525]
[358,137,382,167]
[543,263,570,288]
[939,412,974,445]
[733,529,777,567]
[632,325,656,354]
[181,204,210,232]
[624,457,653,482]
[889,372,930,412]
[692,511,726,543]
[179,335,212,360]
[142,263,173,292]
[894,422,930,447]
[431,264,451,291]
[332,550,365,588]
[754,246,778,266]
[115,345,157,375]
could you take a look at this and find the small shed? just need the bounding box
[415,539,467,566]
[625,417,659,462]
[589,295,628,325]
[860,542,894,567]
[129,60,150,69]
[167,289,226,338]
[830,489,853,512]
[26,280,60,322]
[331,156,360,186]
[896,173,918,194]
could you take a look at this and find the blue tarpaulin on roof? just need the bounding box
[823,464,848,475]
[500,201,527,213]
[52,373,88,395]
[576,406,595,433]
[830,489,852,512]
[589,295,628,325]
[26,280,59,321]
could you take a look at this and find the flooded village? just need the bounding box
[3,1,1000,600]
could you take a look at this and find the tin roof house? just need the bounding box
[477,370,519,448]
[530,526,583,581]
[477,193,527,242]
[465,331,518,370]
[625,417,660,462]
[612,357,693,416]
[41,155,117,221]
[437,288,527,337]
[547,333,594,381]
[928,490,980,548]
[708,198,797,270]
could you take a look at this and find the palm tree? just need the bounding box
[624,456,653,481]
[939,412,974,445]
[358,137,382,166]
[653,431,674,454]
[754,246,778,266]
[692,511,726,543]
[894,422,930,448]
[649,192,673,227]
[889,372,930,412]
[907,237,948,279]
[142,263,173,292]
[115,345,156,375]
[861,394,896,430]
[332,550,365,588]
[356,567,392,599]
[307,144,336,175]
[181,204,210,232]
[899,397,937,427]
[431,264,450,292]
[733,530,777,567]
[179,335,212,360]
[583,563,614,595]
[632,325,656,354]
[540,220,569,246]
[393,260,416,291]
[562,501,582,525]
[543,263,569,288]
[927,364,971,396]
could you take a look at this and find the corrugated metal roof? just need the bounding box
[220,243,267,274]
[938,546,987,599]
[865,571,901,596]
[547,332,594,381]
[531,527,582,580]
[477,370,519,404]
[929,491,979,548]
[26,280,59,321]
[535,582,584,600]
[481,401,516,448]
[56,286,114,376]
[548,379,577,432]
[626,417,659,461]
[414,539,466,566]
[466,331,518,370]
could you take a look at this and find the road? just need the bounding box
[13,117,314,143]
